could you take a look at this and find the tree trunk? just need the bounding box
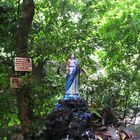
[16,0,34,135]
[16,0,34,56]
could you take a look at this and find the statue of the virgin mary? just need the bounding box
[64,53,80,99]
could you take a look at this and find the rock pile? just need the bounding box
[44,98,95,140]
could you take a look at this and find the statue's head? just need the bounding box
[70,53,75,59]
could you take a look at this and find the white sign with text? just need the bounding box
[15,57,32,71]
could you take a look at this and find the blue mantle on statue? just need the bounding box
[64,64,80,100]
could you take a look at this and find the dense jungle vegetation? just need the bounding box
[0,0,140,139]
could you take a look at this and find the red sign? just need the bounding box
[10,78,22,89]
[15,57,32,71]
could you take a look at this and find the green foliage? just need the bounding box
[0,0,140,138]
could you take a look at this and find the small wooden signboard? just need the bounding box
[10,78,22,89]
[15,57,32,71]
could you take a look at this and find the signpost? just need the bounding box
[15,57,32,71]
[10,57,32,89]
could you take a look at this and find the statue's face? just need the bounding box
[71,53,75,58]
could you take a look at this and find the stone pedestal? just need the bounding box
[44,98,94,140]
